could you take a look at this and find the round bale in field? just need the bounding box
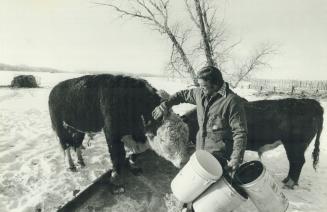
[11,75,38,88]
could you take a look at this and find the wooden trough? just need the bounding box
[57,150,183,212]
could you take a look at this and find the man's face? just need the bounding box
[198,79,219,96]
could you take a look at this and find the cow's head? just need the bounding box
[137,83,162,132]
[145,112,189,168]
[138,85,189,168]
[141,89,171,137]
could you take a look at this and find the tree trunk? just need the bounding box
[194,0,215,66]
[166,27,198,85]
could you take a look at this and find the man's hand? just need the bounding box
[152,103,168,120]
[225,159,240,176]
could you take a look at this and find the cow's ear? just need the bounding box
[157,89,170,100]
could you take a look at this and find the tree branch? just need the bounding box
[232,44,278,87]
[185,0,200,28]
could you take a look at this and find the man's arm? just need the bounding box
[228,97,248,170]
[152,88,198,120]
[164,88,197,108]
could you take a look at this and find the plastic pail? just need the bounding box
[171,150,223,203]
[234,161,289,212]
[193,177,248,212]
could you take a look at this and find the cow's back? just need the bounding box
[49,75,109,132]
[49,74,161,136]
[246,98,323,151]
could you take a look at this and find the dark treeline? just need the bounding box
[0,63,65,73]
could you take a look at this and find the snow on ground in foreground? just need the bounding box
[0,71,327,211]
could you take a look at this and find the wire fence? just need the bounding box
[248,79,327,94]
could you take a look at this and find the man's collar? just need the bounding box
[217,82,227,97]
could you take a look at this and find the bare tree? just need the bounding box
[94,0,198,85]
[185,0,240,71]
[193,0,215,66]
[95,0,277,87]
[187,0,277,84]
[231,43,278,88]
[165,25,192,78]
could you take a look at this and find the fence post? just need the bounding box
[273,86,276,93]
[259,86,263,93]
[291,86,295,95]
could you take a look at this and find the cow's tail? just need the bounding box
[48,91,59,132]
[312,101,324,170]
[48,89,64,140]
[49,105,58,132]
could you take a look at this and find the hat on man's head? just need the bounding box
[197,66,224,87]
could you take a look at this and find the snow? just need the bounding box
[0,71,326,212]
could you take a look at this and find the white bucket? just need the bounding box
[193,177,248,212]
[234,161,289,212]
[171,150,223,203]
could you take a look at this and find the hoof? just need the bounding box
[68,166,77,172]
[282,176,289,184]
[110,171,124,185]
[126,161,143,176]
[283,184,294,189]
[283,178,296,189]
[110,170,126,194]
[78,160,86,167]
[111,184,125,194]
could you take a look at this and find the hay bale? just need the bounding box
[11,75,38,88]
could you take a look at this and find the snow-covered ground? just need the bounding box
[0,70,326,211]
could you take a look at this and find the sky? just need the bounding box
[0,0,326,80]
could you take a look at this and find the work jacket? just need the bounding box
[163,83,247,164]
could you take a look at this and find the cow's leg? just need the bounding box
[109,137,127,194]
[57,126,78,172]
[126,154,143,176]
[283,142,306,189]
[73,132,86,167]
[122,135,144,176]
[128,154,137,164]
[76,147,85,167]
[64,147,77,172]
[103,127,127,194]
[283,142,293,184]
[258,151,263,160]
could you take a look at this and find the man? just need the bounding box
[152,66,247,173]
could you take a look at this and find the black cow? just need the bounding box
[181,98,324,188]
[49,74,187,192]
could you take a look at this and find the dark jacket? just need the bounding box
[163,83,247,164]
